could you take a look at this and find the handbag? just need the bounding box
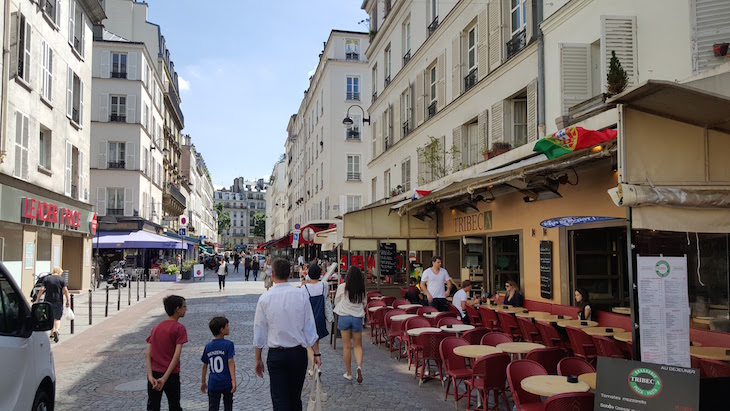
[307,366,326,411]
[323,282,334,323]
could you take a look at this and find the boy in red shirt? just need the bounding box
[145,295,188,411]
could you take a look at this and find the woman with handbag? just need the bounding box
[302,263,330,376]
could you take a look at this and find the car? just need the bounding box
[0,261,56,411]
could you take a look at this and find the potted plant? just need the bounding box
[488,142,512,158]
[159,263,179,282]
[606,50,628,95]
[714,42,729,57]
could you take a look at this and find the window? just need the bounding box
[401,87,412,136]
[107,188,124,215]
[17,14,31,82]
[347,195,361,212]
[512,99,527,147]
[429,66,437,118]
[372,65,377,100]
[384,45,391,87]
[142,148,149,175]
[346,76,360,101]
[403,20,411,64]
[465,25,478,91]
[143,104,149,130]
[462,123,479,166]
[70,0,86,57]
[320,162,324,188]
[110,95,126,122]
[510,0,527,36]
[43,0,59,25]
[345,39,360,60]
[41,41,54,102]
[428,0,439,35]
[108,142,126,169]
[13,111,29,180]
[401,158,411,191]
[39,127,51,170]
[0,275,24,336]
[346,155,361,181]
[67,68,84,125]
[346,115,361,140]
[112,53,127,78]
[384,169,391,198]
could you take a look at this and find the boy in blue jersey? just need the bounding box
[201,316,236,411]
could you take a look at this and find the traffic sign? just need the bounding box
[295,223,301,230]
[180,216,187,226]
[178,228,186,236]
[292,229,300,249]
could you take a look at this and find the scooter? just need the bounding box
[29,271,51,301]
[107,261,128,289]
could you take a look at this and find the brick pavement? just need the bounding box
[51,271,510,411]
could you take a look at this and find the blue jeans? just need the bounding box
[337,315,364,332]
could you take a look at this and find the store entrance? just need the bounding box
[488,235,521,295]
[62,236,83,290]
[441,239,460,285]
[569,226,628,308]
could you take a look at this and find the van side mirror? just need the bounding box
[31,302,54,331]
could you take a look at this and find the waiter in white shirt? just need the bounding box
[420,256,452,312]
[254,258,320,411]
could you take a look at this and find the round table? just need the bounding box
[532,314,573,322]
[422,312,439,319]
[579,372,597,389]
[482,305,524,314]
[515,311,551,319]
[440,324,475,334]
[368,306,386,312]
[690,346,730,361]
[453,345,503,359]
[583,327,624,337]
[556,320,598,328]
[390,314,418,322]
[614,332,632,342]
[371,296,385,300]
[520,375,590,397]
[496,342,545,355]
[612,307,631,315]
[406,327,442,336]
[398,304,422,310]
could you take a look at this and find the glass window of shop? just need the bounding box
[346,239,378,285]
[0,223,23,285]
[345,239,435,287]
[37,230,52,274]
[490,235,521,294]
[569,227,629,308]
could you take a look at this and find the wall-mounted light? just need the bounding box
[342,105,371,126]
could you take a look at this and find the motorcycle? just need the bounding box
[107,261,128,289]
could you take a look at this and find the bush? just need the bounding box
[160,263,179,275]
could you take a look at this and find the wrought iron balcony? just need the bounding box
[384,75,391,88]
[347,130,361,140]
[427,17,439,37]
[506,29,527,59]
[346,91,360,101]
[464,68,478,92]
[110,114,126,122]
[108,161,126,169]
[428,102,437,119]
[346,52,359,61]
[402,120,411,137]
[163,182,187,214]
[111,71,127,79]
[347,172,361,181]
[108,208,124,216]
[403,50,411,66]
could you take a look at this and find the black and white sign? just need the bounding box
[539,241,552,299]
[379,242,397,276]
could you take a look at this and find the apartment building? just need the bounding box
[0,0,105,294]
[215,178,268,250]
[265,155,288,241]
[285,30,371,236]
[181,135,217,244]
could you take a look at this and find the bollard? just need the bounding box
[105,286,109,317]
[144,273,147,298]
[88,289,92,325]
[117,285,121,311]
[137,275,140,302]
[70,294,75,334]
[128,278,131,306]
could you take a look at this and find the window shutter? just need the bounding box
[65,141,72,196]
[9,13,18,78]
[417,147,426,185]
[56,0,61,27]
[527,78,538,142]
[478,7,488,80]
[437,51,446,110]
[123,187,134,216]
[20,114,29,179]
[41,41,47,98]
[375,118,382,157]
[601,16,637,89]
[491,101,503,144]
[371,119,377,158]
[67,0,75,45]
[101,50,110,78]
[415,71,424,126]
[127,52,137,81]
[692,0,730,73]
[98,141,107,169]
[478,110,488,161]
[452,126,462,169]
[97,187,107,216]
[98,93,108,122]
[142,192,147,219]
[452,34,461,99]
[46,45,53,101]
[78,151,84,200]
[13,112,21,177]
[66,66,73,118]
[489,0,503,71]
[559,43,591,113]
[127,94,136,123]
[79,80,84,125]
[23,21,31,82]
[125,142,136,170]
[393,100,400,142]
[79,12,85,55]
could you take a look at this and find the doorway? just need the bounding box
[569,226,628,308]
[489,234,522,294]
[441,239,461,284]
[62,236,83,290]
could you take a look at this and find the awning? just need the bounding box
[93,231,180,249]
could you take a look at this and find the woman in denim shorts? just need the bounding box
[333,267,366,383]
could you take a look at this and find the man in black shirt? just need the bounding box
[36,266,70,342]
[244,253,252,281]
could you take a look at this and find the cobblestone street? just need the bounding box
[50,271,504,411]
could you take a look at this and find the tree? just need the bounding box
[215,203,231,234]
[606,50,628,95]
[252,213,266,238]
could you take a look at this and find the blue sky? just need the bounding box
[145,1,368,188]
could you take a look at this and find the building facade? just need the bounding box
[215,178,267,250]
[180,135,217,245]
[265,154,287,241]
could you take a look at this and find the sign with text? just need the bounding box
[637,255,690,367]
[453,211,493,233]
[379,243,397,276]
[595,357,698,411]
[292,230,300,249]
[539,241,553,299]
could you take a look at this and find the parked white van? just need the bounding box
[0,262,56,411]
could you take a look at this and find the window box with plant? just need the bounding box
[484,142,512,160]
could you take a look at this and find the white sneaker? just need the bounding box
[343,373,352,381]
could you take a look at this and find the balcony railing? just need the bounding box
[346,52,359,61]
[72,108,80,124]
[108,161,126,169]
[110,114,126,122]
[384,75,391,88]
[111,71,127,79]
[372,92,378,103]
[402,120,411,137]
[428,101,437,119]
[403,50,411,66]
[347,130,361,140]
[506,29,527,59]
[346,91,360,101]
[108,208,124,216]
[427,17,439,37]
[464,68,478,92]
[347,172,361,181]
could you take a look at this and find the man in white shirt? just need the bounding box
[420,256,452,312]
[254,259,320,411]
[452,280,479,323]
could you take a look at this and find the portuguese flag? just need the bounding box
[533,126,617,159]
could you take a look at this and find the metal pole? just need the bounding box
[95,229,100,289]
[105,286,109,317]
[626,207,640,361]
[144,270,147,298]
[117,285,121,311]
[70,294,75,334]
[128,277,131,305]
[88,289,92,325]
[137,274,140,301]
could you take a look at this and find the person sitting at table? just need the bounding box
[405,277,424,305]
[452,280,479,324]
[575,288,592,321]
[504,280,524,307]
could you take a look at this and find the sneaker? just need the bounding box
[53,332,59,343]
[356,367,363,384]
[342,373,352,381]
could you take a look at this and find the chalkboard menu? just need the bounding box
[379,243,397,276]
[539,241,552,299]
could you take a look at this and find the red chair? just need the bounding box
[478,307,500,332]
[366,291,382,303]
[413,331,448,385]
[381,295,396,306]
[525,347,564,375]
[461,327,491,345]
[430,311,459,327]
[480,332,513,347]
[506,359,547,409]
[565,326,597,365]
[399,287,407,298]
[439,337,471,407]
[557,357,595,376]
[465,353,511,411]
[371,307,391,345]
[402,316,431,366]
[405,305,421,314]
[417,306,439,316]
[465,305,483,326]
[544,392,594,411]
[366,301,386,341]
[437,316,463,327]
[392,298,411,308]
[384,309,406,355]
[592,335,627,359]
[699,358,730,377]
[497,311,523,340]
[691,356,704,378]
[535,321,569,353]
[447,302,460,315]
[516,317,543,344]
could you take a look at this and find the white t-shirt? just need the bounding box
[452,288,468,317]
[421,267,450,299]
[302,281,326,297]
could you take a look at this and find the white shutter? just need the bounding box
[23,21,31,82]
[22,116,28,179]
[13,112,21,178]
[56,0,61,27]
[452,34,461,99]
[41,41,47,98]
[98,141,107,169]
[127,52,137,81]
[66,66,73,118]
[415,71,424,126]
[79,12,85,56]
[65,141,72,196]
[127,94,136,123]
[97,187,107,216]
[67,0,75,45]
[527,78,538,142]
[98,93,108,122]
[125,142,136,170]
[46,45,53,101]
[101,50,110,78]
[601,16,637,90]
[79,80,84,125]
[437,51,445,110]
[142,192,147,219]
[477,7,488,80]
[478,110,488,161]
[78,151,84,200]
[9,13,18,78]
[452,126,462,168]
[489,0,503,71]
[560,43,592,113]
[491,101,503,144]
[692,0,730,73]
[123,188,133,216]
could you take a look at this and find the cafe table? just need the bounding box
[482,305,524,314]
[520,375,590,397]
[515,311,550,319]
[613,332,632,343]
[368,306,389,312]
[583,327,624,337]
[422,312,439,319]
[390,314,418,322]
[496,342,545,359]
[453,344,503,359]
[612,307,631,315]
[406,327,442,337]
[578,372,597,390]
[440,324,475,336]
[690,346,730,361]
[532,314,573,322]
[398,304,422,310]
[371,296,386,300]
[556,320,598,328]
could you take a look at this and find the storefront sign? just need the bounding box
[540,216,617,228]
[379,243,397,276]
[594,357,699,411]
[453,211,492,233]
[193,264,204,279]
[21,197,81,229]
[24,243,34,269]
[539,241,552,299]
[637,255,691,368]
[0,185,92,234]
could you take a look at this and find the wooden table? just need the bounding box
[481,305,524,314]
[579,372,597,389]
[532,314,573,322]
[520,375,590,397]
[390,314,417,322]
[583,327,624,337]
[690,346,730,361]
[515,311,551,319]
[496,342,545,355]
[556,320,598,328]
[453,345,503,359]
[614,332,632,342]
[406,327,442,336]
[440,324,475,334]
[422,312,439,319]
[612,307,631,315]
[398,304,422,310]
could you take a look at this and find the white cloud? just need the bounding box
[178,76,190,91]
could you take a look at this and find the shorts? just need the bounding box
[337,315,364,332]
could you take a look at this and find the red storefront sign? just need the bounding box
[90,213,98,235]
[22,197,81,229]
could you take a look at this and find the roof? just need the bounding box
[103,29,131,42]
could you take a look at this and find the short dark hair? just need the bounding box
[308,263,322,279]
[163,295,185,316]
[461,280,472,288]
[272,258,290,280]
[431,256,442,264]
[409,277,417,284]
[209,316,229,336]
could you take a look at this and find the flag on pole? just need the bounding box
[533,126,617,160]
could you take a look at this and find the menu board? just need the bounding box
[539,241,552,299]
[637,255,690,368]
[379,243,397,276]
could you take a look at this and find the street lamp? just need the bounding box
[150,139,169,156]
[342,105,371,126]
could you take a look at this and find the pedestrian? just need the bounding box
[251,256,260,281]
[233,253,240,273]
[244,253,252,281]
[420,256,452,312]
[334,266,366,383]
[145,295,188,411]
[201,316,236,411]
[299,263,308,285]
[35,266,70,343]
[217,258,228,292]
[301,263,329,376]
[263,256,273,291]
[253,258,320,411]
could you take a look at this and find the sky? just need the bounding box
[144,0,369,189]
